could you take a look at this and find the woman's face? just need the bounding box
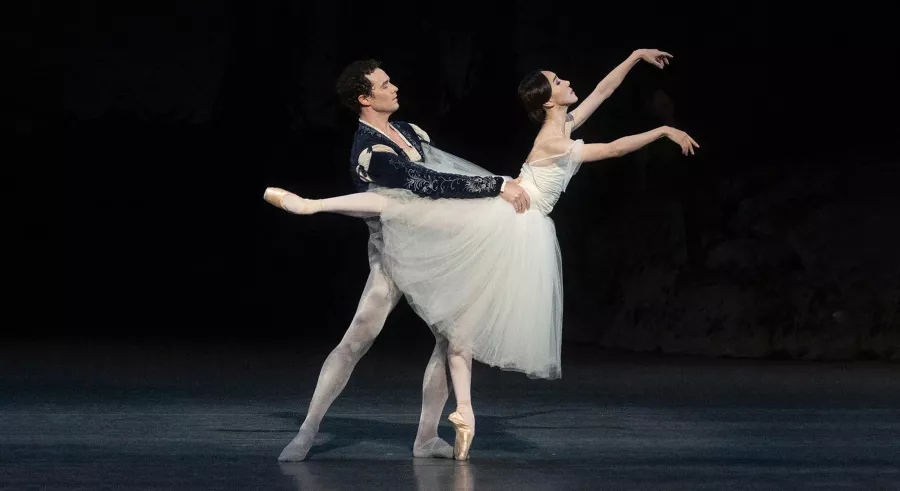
[542,71,578,108]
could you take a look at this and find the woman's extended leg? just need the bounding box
[264,187,386,218]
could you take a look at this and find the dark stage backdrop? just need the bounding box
[40,1,899,358]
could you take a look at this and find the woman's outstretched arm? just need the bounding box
[568,49,673,131]
[580,126,699,162]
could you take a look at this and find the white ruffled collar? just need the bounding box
[358,118,414,149]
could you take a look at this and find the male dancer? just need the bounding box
[275,59,530,461]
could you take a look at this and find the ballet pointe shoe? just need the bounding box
[263,187,293,210]
[263,187,322,215]
[448,403,475,461]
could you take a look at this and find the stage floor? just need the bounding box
[2,341,898,490]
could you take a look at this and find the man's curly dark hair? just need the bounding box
[335,59,381,115]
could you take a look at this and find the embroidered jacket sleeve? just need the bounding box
[358,148,503,199]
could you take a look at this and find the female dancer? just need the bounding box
[264,51,698,459]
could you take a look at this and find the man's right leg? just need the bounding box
[412,332,453,458]
[278,263,401,462]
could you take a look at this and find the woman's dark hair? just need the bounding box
[335,59,382,114]
[517,70,552,124]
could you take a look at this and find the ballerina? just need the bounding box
[266,50,698,460]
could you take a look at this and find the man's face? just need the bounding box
[360,68,399,114]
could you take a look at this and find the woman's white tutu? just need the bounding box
[375,188,563,379]
[370,141,584,380]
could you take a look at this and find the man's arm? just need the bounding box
[354,122,531,211]
[568,49,673,131]
[358,145,504,199]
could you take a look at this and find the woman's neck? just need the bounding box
[539,107,569,139]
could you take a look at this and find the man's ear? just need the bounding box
[358,94,371,108]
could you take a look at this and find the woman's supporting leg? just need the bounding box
[447,344,474,429]
[446,342,475,460]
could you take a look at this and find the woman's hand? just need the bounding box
[634,49,673,69]
[663,126,699,155]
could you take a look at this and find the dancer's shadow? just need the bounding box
[266,408,590,458]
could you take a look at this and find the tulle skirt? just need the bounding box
[374,188,563,379]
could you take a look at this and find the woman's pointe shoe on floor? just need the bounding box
[448,407,475,461]
[263,187,322,215]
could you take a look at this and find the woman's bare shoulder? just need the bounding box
[527,137,576,163]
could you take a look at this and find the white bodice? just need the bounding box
[519,163,567,215]
[517,139,584,215]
